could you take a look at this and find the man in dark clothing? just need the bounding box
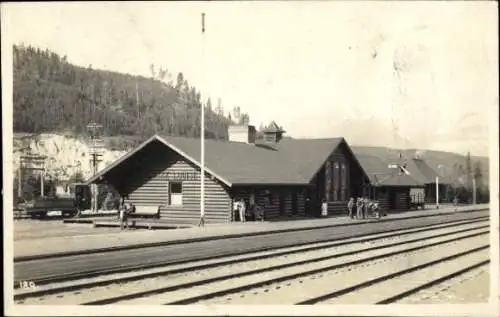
[305,197,311,216]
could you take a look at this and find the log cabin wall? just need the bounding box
[373,187,411,213]
[374,188,391,212]
[391,187,411,212]
[114,141,232,225]
[231,186,306,220]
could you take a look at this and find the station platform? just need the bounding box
[13,204,489,260]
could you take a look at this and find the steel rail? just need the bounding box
[14,215,489,290]
[79,229,488,305]
[297,247,489,304]
[14,209,489,263]
[14,217,489,294]
[375,260,490,304]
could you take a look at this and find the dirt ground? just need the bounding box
[13,219,143,241]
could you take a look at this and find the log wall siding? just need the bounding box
[326,201,348,216]
[374,187,410,213]
[393,188,411,212]
[120,144,231,225]
[297,191,305,216]
[375,189,391,212]
[232,186,307,220]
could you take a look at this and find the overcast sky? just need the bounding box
[2,2,498,157]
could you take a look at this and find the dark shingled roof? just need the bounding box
[164,136,344,185]
[375,173,423,187]
[354,154,424,187]
[410,158,441,184]
[87,135,346,186]
[88,134,438,188]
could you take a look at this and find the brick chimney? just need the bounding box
[228,125,256,144]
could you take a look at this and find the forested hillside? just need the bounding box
[13,44,250,141]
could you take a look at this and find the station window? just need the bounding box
[340,163,347,201]
[169,182,183,206]
[333,162,340,201]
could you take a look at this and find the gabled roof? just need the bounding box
[86,135,349,186]
[410,158,442,184]
[351,146,451,185]
[262,121,286,133]
[354,154,424,187]
[375,173,423,187]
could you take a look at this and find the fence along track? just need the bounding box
[14,218,488,301]
[14,215,489,291]
[80,228,488,305]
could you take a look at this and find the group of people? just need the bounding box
[347,197,382,220]
[233,198,248,222]
[233,196,260,222]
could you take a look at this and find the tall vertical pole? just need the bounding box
[472,176,476,205]
[41,168,45,198]
[136,82,140,119]
[435,176,439,209]
[88,122,102,214]
[199,12,206,227]
[18,165,22,198]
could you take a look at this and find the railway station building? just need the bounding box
[86,123,435,224]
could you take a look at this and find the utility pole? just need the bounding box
[198,12,206,227]
[18,165,22,199]
[472,176,477,205]
[435,176,439,209]
[136,82,140,119]
[87,121,103,214]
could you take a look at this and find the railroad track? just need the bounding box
[15,217,489,305]
[14,212,489,285]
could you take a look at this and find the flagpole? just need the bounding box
[436,176,439,209]
[199,12,206,227]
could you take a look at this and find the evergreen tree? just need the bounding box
[13,44,251,142]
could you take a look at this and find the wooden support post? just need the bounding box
[472,177,477,205]
[18,166,22,199]
[435,176,439,209]
[40,170,45,198]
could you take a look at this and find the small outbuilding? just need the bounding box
[354,154,426,212]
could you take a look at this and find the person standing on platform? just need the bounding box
[321,198,328,218]
[239,199,246,223]
[305,197,311,217]
[373,200,380,219]
[347,197,355,219]
[119,198,130,230]
[363,198,369,219]
[233,198,239,221]
[356,197,363,219]
[119,201,126,230]
[453,196,459,212]
[249,193,256,221]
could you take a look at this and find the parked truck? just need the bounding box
[23,183,92,218]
